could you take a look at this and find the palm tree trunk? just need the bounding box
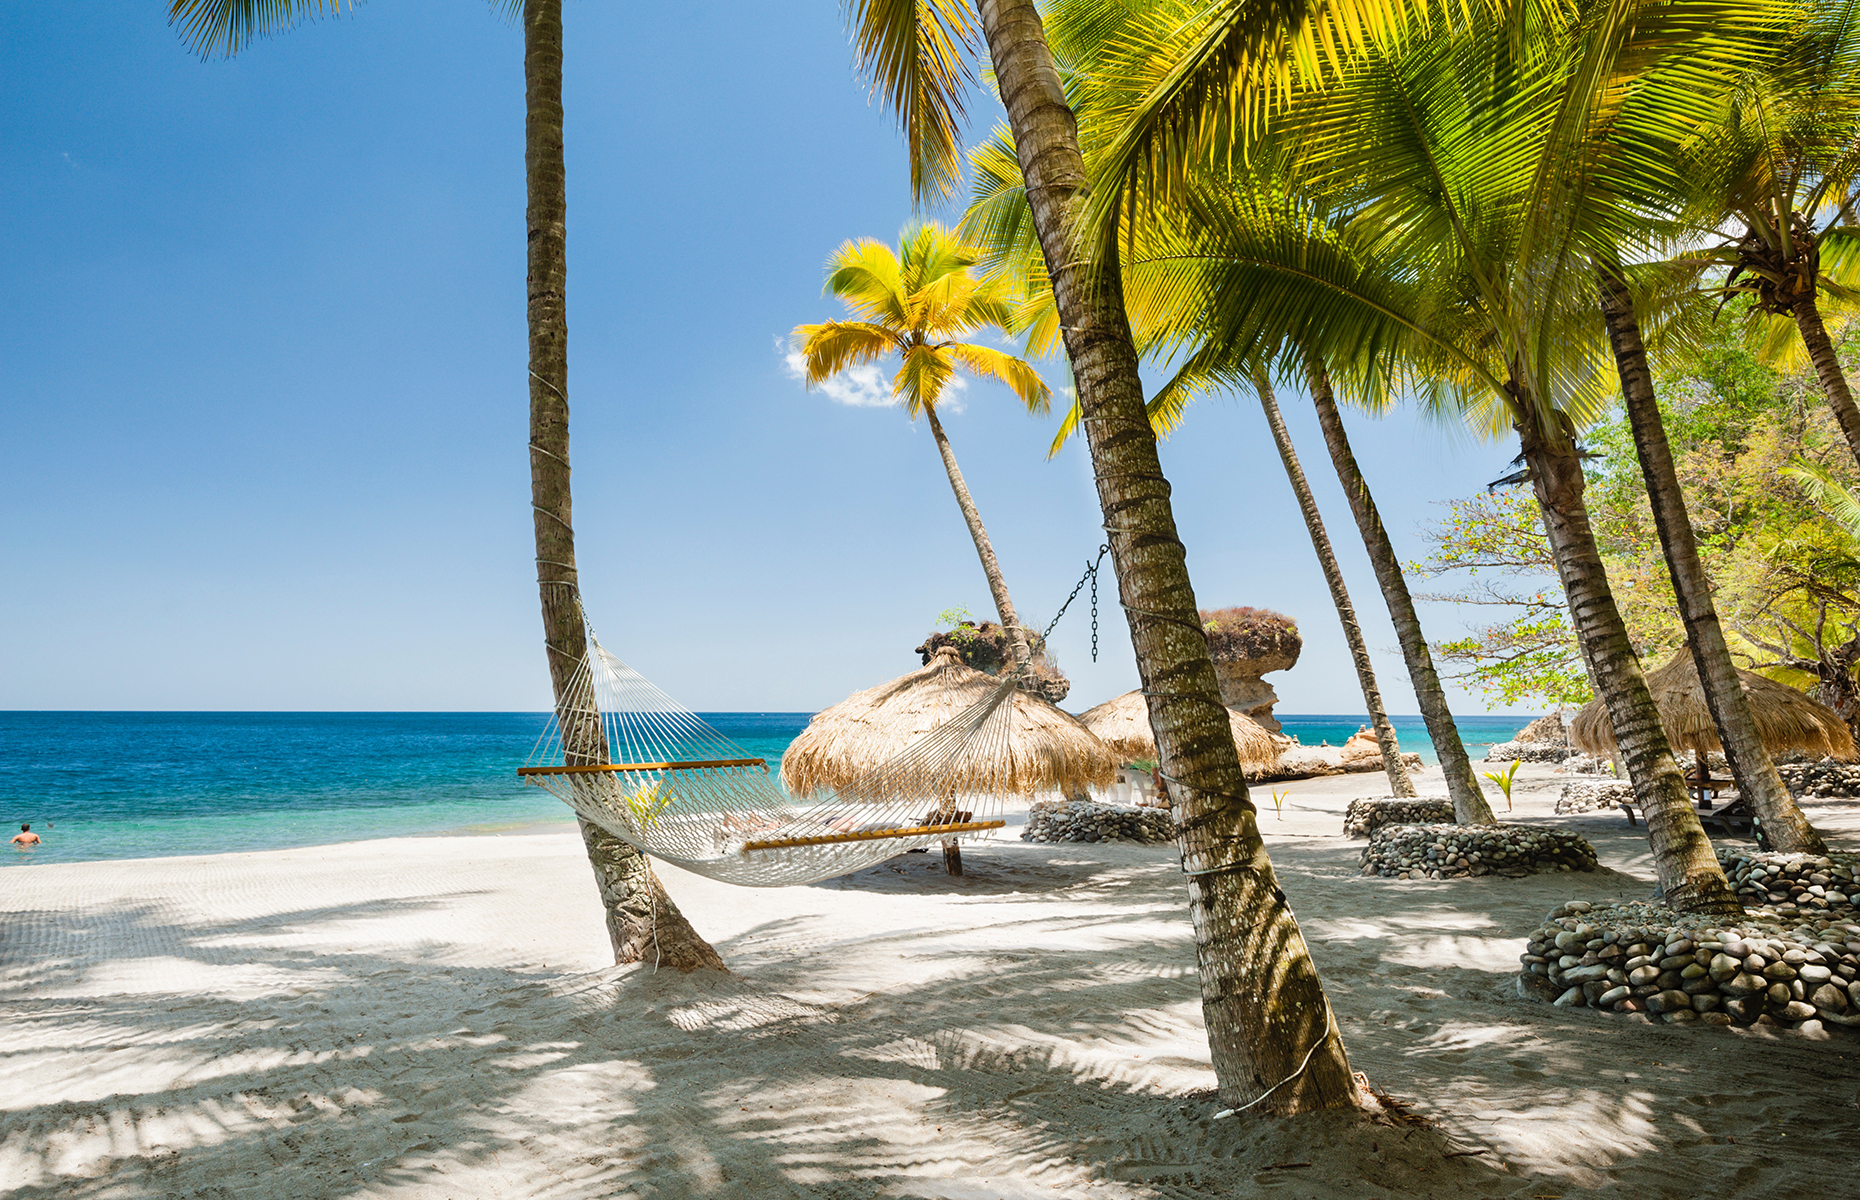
[1303,353,1495,823]
[976,0,1357,1114]
[1511,390,1741,916]
[524,0,721,970]
[1253,366,1415,798]
[1600,269,1826,855]
[1794,295,1860,471]
[923,403,1032,668]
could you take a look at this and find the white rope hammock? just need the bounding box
[519,630,1028,887]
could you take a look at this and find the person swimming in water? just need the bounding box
[11,823,41,847]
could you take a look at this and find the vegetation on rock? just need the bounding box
[1198,607,1302,665]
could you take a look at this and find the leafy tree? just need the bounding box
[1419,313,1860,744]
[965,98,1495,822]
[165,0,723,967]
[1411,490,1594,708]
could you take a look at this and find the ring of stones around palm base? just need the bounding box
[1343,797,1455,838]
[1022,799,1175,845]
[1360,822,1598,879]
[1523,881,1860,1035]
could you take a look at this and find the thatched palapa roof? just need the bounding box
[781,647,1118,797]
[1569,647,1856,762]
[1076,689,1281,771]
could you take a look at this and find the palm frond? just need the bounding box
[846,0,980,203]
[895,343,959,415]
[792,321,898,385]
[1785,456,1860,539]
[1047,394,1086,458]
[945,343,1052,412]
[824,238,909,325]
[169,0,338,58]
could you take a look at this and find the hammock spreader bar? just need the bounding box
[518,758,767,776]
[740,819,1006,852]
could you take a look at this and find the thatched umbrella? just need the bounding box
[781,646,1118,799]
[1077,689,1281,772]
[1569,647,1857,762]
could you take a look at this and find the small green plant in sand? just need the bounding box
[627,782,676,828]
[1481,759,1521,811]
[1270,789,1289,820]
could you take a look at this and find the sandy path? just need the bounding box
[2,765,1855,1198]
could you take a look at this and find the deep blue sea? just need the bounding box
[0,711,1531,867]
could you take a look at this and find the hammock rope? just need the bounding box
[519,627,1035,887]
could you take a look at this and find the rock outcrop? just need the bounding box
[1199,606,1300,733]
[1514,712,1570,744]
[915,622,1069,702]
[1259,745,1425,781]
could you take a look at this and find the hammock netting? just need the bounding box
[520,632,1026,886]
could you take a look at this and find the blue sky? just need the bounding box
[3,1,1540,715]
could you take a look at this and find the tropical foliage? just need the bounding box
[1415,313,1860,729]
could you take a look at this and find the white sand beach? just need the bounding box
[3,765,1856,1199]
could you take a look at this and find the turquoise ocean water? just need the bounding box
[0,711,1531,868]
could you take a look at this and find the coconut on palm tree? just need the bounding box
[791,223,1051,673]
[166,0,724,968]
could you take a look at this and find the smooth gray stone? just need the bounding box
[1810,983,1849,1012]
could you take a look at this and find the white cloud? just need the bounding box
[779,339,897,408]
[776,338,969,414]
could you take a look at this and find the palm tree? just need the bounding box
[167,0,724,968]
[965,128,1497,824]
[1254,363,1418,798]
[1597,267,1828,854]
[1300,351,1497,825]
[1042,0,1756,913]
[843,0,1387,1113]
[790,224,1049,670]
[1681,0,1860,469]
